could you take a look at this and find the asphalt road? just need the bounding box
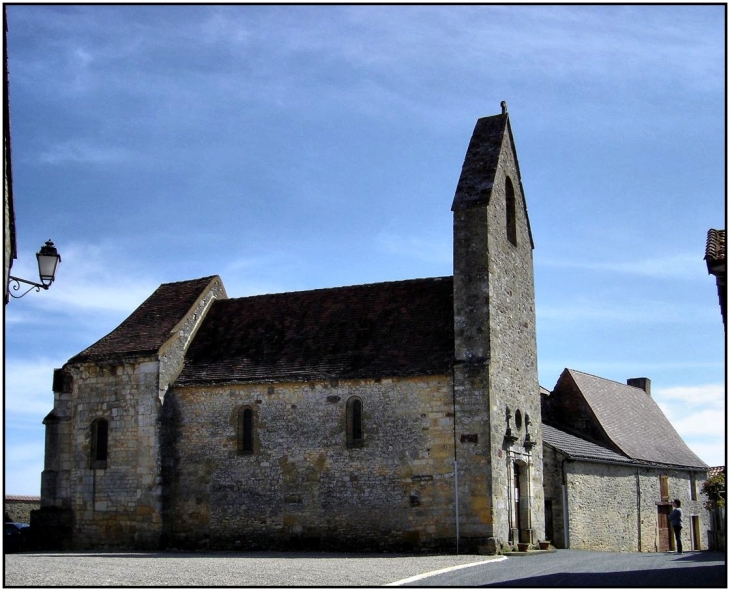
[400,549,727,587]
[3,549,727,587]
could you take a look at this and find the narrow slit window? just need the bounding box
[237,407,254,455]
[346,397,363,448]
[90,418,109,469]
[505,176,517,246]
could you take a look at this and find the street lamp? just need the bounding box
[7,240,62,300]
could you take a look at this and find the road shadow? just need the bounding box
[482,563,727,588]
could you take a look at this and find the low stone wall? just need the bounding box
[5,496,40,524]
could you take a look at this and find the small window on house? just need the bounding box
[346,397,363,448]
[514,409,522,430]
[237,406,254,455]
[690,473,697,501]
[90,418,109,469]
[505,176,517,246]
[660,474,669,502]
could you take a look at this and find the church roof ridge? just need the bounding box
[225,275,453,303]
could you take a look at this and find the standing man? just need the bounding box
[668,498,683,554]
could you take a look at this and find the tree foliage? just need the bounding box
[701,472,725,510]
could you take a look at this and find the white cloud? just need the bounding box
[5,357,62,416]
[682,441,725,469]
[654,383,726,406]
[653,383,725,467]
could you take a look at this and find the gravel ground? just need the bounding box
[4,551,498,587]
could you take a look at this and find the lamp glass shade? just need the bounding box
[36,240,61,285]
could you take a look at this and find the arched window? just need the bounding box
[90,418,109,469]
[346,397,363,448]
[514,409,522,430]
[505,176,517,246]
[237,407,254,455]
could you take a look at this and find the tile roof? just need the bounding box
[542,424,635,465]
[4,495,40,502]
[69,276,221,363]
[705,228,726,265]
[708,466,725,478]
[175,277,454,386]
[565,369,708,469]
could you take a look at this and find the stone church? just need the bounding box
[32,106,708,553]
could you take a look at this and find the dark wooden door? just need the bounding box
[657,504,672,552]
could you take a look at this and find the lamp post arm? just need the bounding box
[7,275,49,299]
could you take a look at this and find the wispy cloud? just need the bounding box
[536,296,715,324]
[537,253,704,281]
[38,140,132,165]
[375,231,451,266]
[17,240,157,312]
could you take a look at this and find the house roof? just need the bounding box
[4,495,40,503]
[563,369,708,469]
[175,276,455,386]
[708,466,725,478]
[69,276,220,363]
[542,424,636,465]
[705,228,726,268]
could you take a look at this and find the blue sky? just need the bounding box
[4,4,725,495]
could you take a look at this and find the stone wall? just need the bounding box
[541,444,566,547]
[5,496,40,524]
[543,445,709,552]
[161,375,458,551]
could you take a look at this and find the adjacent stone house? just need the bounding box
[542,369,709,552]
[34,107,545,552]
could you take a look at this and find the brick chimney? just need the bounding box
[627,377,651,397]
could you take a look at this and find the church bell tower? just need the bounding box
[451,103,544,550]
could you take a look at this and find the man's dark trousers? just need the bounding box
[673,525,683,554]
